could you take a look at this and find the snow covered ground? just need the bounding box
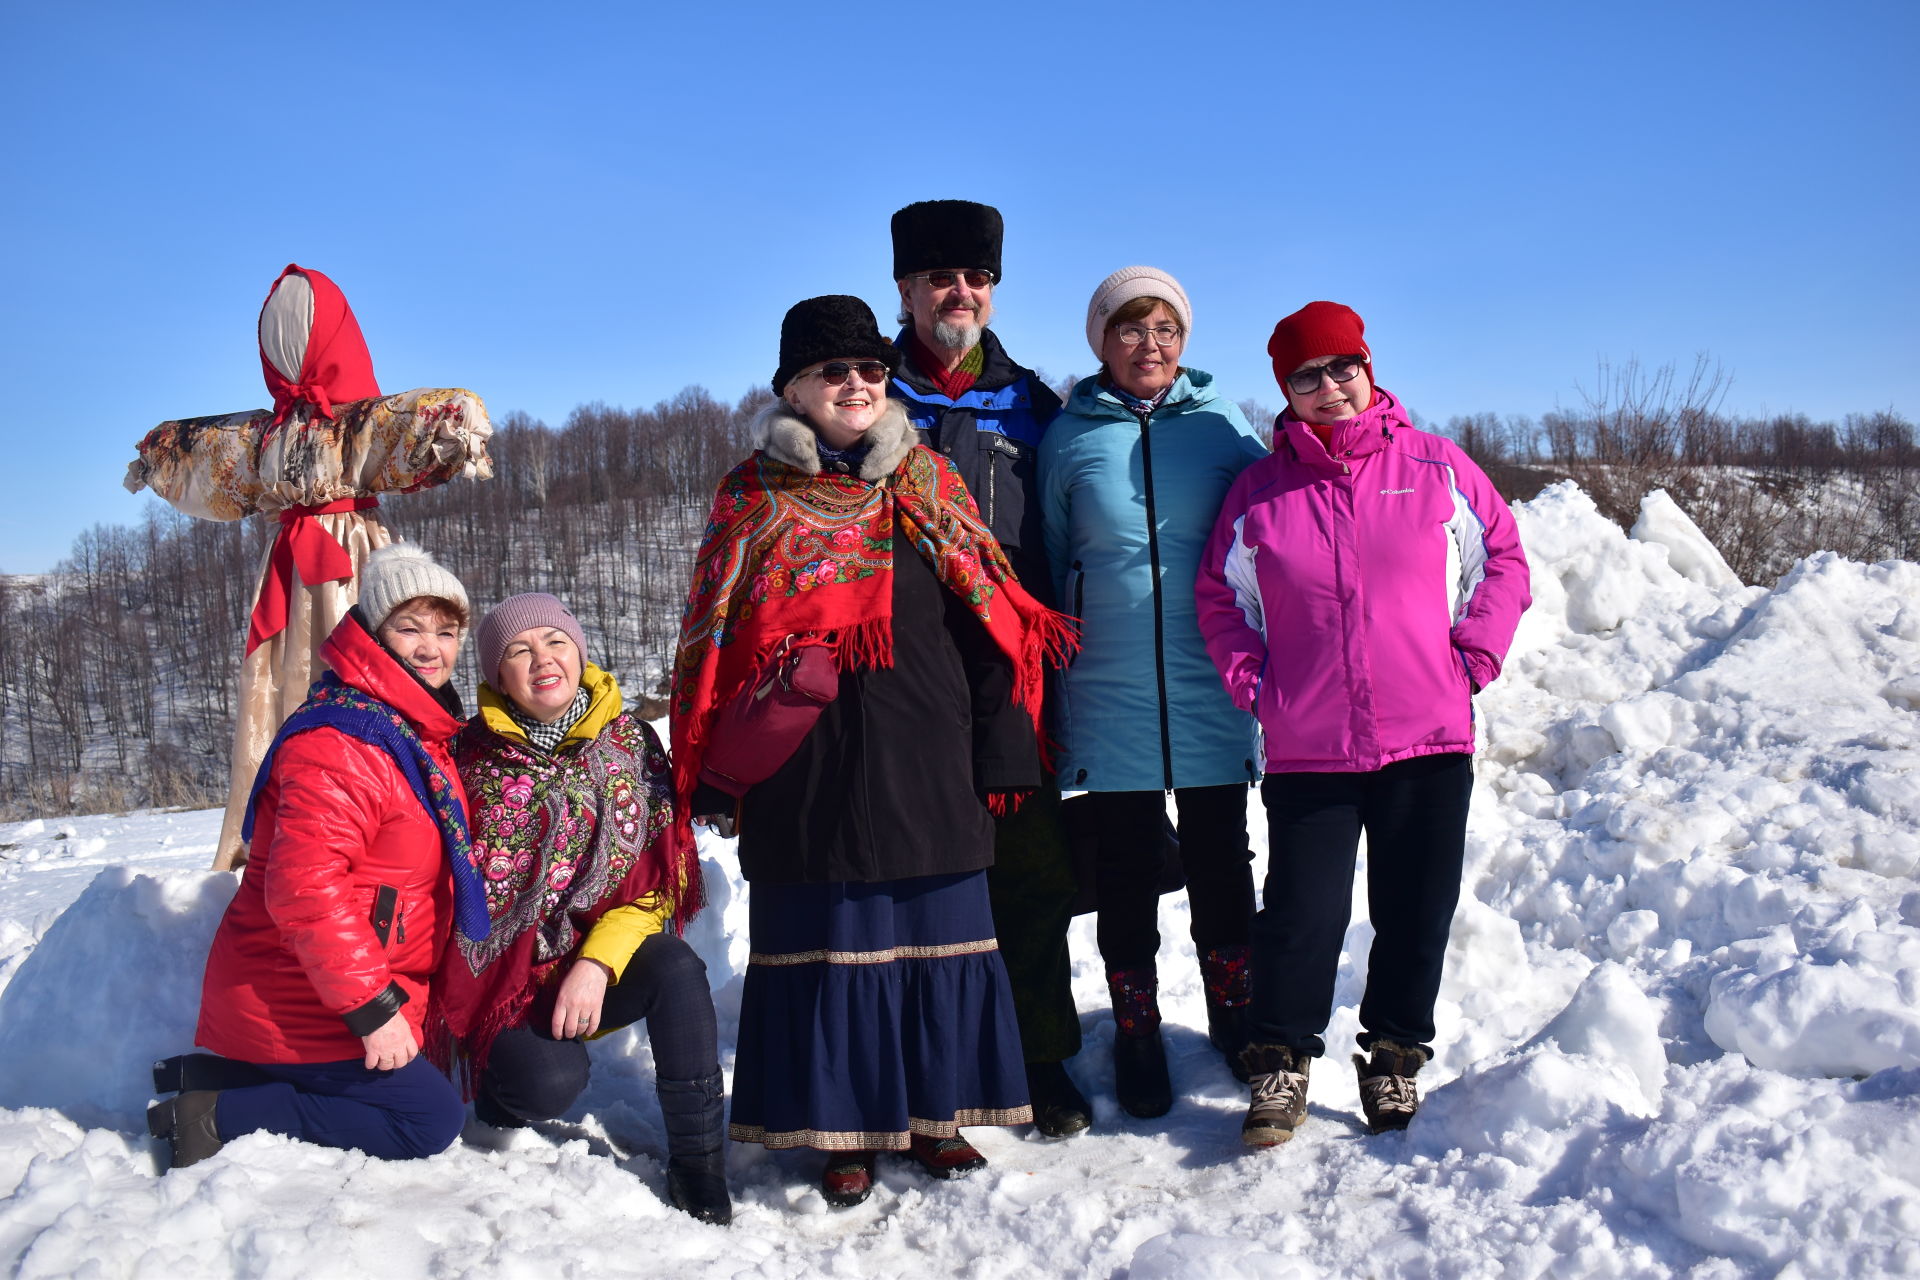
[1,481,1916,1278]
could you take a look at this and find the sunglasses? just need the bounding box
[1283,356,1368,396]
[910,269,994,290]
[799,360,891,387]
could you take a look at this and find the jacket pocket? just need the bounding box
[1066,562,1085,666]
[369,884,398,948]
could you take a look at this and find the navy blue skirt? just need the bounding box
[730,870,1033,1151]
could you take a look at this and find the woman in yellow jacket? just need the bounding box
[434,593,727,1224]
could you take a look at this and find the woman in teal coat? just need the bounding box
[1039,266,1268,1117]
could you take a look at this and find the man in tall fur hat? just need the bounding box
[888,200,1088,1136]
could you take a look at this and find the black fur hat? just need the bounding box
[890,200,1004,282]
[773,295,901,395]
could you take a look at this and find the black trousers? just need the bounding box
[1068,784,1255,974]
[482,932,719,1122]
[1249,752,1473,1058]
[986,779,1084,1063]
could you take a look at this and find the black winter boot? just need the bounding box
[656,1071,732,1225]
[1107,969,1172,1119]
[1353,1040,1427,1134]
[1024,1060,1091,1138]
[151,1054,271,1095]
[147,1089,224,1169]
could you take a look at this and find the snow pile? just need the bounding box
[0,480,1917,1277]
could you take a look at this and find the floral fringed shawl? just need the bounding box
[432,693,697,1087]
[670,441,1077,817]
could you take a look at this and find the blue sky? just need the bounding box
[3,0,1914,572]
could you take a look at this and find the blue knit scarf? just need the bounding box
[243,672,491,942]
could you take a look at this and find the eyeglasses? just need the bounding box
[798,360,890,387]
[1113,323,1182,348]
[1283,356,1368,396]
[909,269,994,290]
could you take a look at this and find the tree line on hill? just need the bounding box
[1,363,1912,820]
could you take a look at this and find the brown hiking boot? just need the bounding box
[1239,1044,1310,1147]
[1353,1040,1428,1134]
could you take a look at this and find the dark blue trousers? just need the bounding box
[215,1054,465,1160]
[1248,753,1473,1057]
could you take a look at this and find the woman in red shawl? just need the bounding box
[671,296,1075,1209]
[437,593,727,1225]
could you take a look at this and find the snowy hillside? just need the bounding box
[0,482,1916,1278]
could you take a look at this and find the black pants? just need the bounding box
[986,779,1083,1063]
[1249,753,1473,1058]
[1069,784,1254,974]
[482,932,718,1122]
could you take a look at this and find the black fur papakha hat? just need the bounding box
[891,200,1004,282]
[773,295,901,394]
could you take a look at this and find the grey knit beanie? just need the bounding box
[477,593,590,686]
[357,542,470,629]
[1084,266,1193,360]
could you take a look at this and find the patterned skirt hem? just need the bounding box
[729,1105,1035,1151]
[747,938,1001,967]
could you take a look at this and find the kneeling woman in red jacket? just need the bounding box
[149,543,488,1168]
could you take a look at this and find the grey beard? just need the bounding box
[931,315,984,351]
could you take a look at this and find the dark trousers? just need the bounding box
[1069,784,1254,974]
[482,932,718,1122]
[1249,753,1473,1057]
[985,780,1083,1063]
[215,1054,465,1161]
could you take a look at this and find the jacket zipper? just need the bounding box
[1135,404,1175,791]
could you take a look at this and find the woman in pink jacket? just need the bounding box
[1195,302,1530,1147]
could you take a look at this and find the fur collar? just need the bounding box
[750,397,917,481]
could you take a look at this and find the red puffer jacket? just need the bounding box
[196,615,466,1063]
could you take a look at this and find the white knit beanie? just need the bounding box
[1084,266,1193,360]
[357,542,470,629]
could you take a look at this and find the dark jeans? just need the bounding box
[986,778,1083,1064]
[1068,784,1254,974]
[215,1054,464,1161]
[1249,753,1473,1057]
[482,932,718,1122]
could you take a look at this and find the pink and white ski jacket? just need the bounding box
[1195,389,1530,773]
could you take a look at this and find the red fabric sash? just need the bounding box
[245,497,380,654]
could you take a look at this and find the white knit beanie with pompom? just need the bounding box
[357,541,470,629]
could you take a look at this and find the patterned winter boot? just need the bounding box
[1353,1040,1428,1134]
[1199,945,1252,1082]
[1107,968,1172,1119]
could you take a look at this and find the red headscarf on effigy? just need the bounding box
[246,265,384,653]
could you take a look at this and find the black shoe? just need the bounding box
[1025,1061,1091,1138]
[656,1071,732,1224]
[667,1156,733,1225]
[1207,1004,1253,1083]
[151,1053,271,1095]
[472,1087,529,1130]
[147,1089,224,1169]
[1112,1029,1172,1119]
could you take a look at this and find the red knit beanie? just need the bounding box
[1267,301,1372,391]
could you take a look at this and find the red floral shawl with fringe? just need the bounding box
[670,443,1075,815]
